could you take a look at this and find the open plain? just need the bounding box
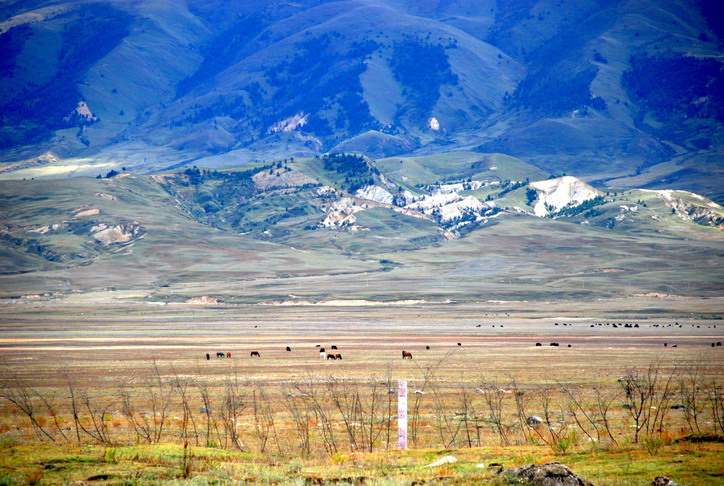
[1,298,723,485]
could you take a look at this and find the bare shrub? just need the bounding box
[119,362,172,444]
[618,362,674,443]
[0,370,56,442]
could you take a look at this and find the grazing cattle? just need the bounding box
[286,346,292,352]
[216,352,225,358]
[206,353,210,360]
[457,342,461,346]
[425,345,430,350]
[672,345,678,348]
[535,343,542,346]
[567,344,572,348]
[326,354,336,360]
[550,343,560,347]
[664,343,668,347]
[334,354,342,360]
[331,345,338,350]
[226,352,231,358]
[717,342,722,346]
[250,351,260,357]
[320,351,326,359]
[402,351,413,359]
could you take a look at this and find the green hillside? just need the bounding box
[1,155,721,303]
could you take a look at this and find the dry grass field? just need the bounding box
[0,298,723,484]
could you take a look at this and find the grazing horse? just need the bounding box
[535,343,542,346]
[250,351,260,357]
[425,345,430,350]
[334,354,342,360]
[326,354,336,360]
[286,346,291,352]
[206,353,210,360]
[457,342,461,346]
[226,352,231,358]
[402,351,413,359]
[331,345,338,350]
[216,352,225,358]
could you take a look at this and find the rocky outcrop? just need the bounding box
[405,193,493,223]
[529,176,604,217]
[92,222,144,245]
[355,185,394,204]
[500,463,594,486]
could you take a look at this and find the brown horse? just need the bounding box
[334,354,342,360]
[226,352,231,358]
[250,351,260,357]
[402,351,413,359]
[326,354,337,360]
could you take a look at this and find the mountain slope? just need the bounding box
[1,154,721,302]
[0,0,721,203]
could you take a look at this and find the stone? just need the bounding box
[500,462,594,486]
[650,476,678,486]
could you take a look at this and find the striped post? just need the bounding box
[398,380,408,450]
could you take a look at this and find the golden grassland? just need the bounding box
[0,301,723,484]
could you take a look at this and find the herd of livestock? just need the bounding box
[202,320,722,361]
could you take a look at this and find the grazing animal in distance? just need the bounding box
[457,342,461,346]
[425,345,430,350]
[205,353,210,360]
[286,346,291,352]
[402,351,413,359]
[226,352,231,358]
[550,343,559,347]
[250,351,260,357]
[535,343,542,346]
[331,345,338,350]
[327,354,336,360]
[216,352,225,358]
[334,354,342,360]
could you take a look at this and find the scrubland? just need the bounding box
[0,301,722,484]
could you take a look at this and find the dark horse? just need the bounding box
[402,351,413,359]
[250,351,260,357]
[216,352,225,358]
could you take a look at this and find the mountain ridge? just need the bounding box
[0,0,721,202]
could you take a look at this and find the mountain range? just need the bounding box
[0,0,722,303]
[0,0,722,203]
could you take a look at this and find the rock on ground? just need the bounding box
[500,462,594,486]
[650,476,678,486]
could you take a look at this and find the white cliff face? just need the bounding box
[319,197,366,230]
[529,176,604,217]
[267,112,308,134]
[355,185,394,204]
[405,193,493,222]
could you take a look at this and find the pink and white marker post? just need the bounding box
[398,380,408,450]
